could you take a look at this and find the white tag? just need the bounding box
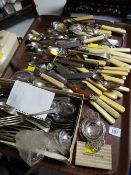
[109,127,121,137]
[6,80,55,120]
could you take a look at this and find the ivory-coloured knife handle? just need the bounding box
[108,48,131,53]
[90,101,115,124]
[87,48,108,53]
[109,51,131,59]
[103,66,129,72]
[40,73,64,89]
[101,70,128,76]
[88,79,107,92]
[114,86,130,92]
[95,97,120,118]
[82,81,102,96]
[103,91,117,100]
[101,25,126,34]
[111,56,131,64]
[109,57,131,70]
[102,74,124,85]
[63,15,94,23]
[83,35,104,44]
[85,59,106,66]
[95,29,112,36]
[75,67,89,73]
[31,29,41,36]
[99,94,125,113]
[112,90,123,98]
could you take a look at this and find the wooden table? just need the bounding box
[1,15,131,175]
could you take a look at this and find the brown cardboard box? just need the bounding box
[0,78,84,164]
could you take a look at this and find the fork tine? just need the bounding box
[0,115,22,120]
[0,115,24,127]
[0,117,23,122]
[0,119,23,124]
[0,120,23,127]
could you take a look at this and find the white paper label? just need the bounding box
[109,127,121,137]
[6,80,55,120]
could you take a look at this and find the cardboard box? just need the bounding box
[0,78,83,164]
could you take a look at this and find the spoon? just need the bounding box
[46,46,68,57]
[32,78,47,88]
[52,21,67,33]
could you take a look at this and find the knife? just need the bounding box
[56,59,84,68]
[66,81,120,124]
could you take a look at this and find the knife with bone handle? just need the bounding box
[81,45,131,53]
[81,80,102,96]
[109,56,131,64]
[35,68,65,89]
[114,86,130,92]
[107,48,131,53]
[69,57,107,67]
[101,74,124,85]
[53,62,122,99]
[63,15,94,23]
[87,79,107,91]
[103,90,118,100]
[53,63,120,99]
[84,58,106,66]
[99,94,125,113]
[82,80,125,113]
[95,69,128,76]
[75,67,121,89]
[87,45,130,53]
[101,25,126,34]
[68,49,110,60]
[47,70,67,84]
[90,101,115,124]
[54,64,103,96]
[112,90,123,98]
[83,35,105,44]
[67,58,99,67]
[83,48,131,65]
[109,57,131,70]
[103,66,130,72]
[87,48,131,60]
[82,79,120,100]
[66,81,120,122]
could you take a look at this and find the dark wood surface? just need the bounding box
[1,15,131,175]
[0,0,38,29]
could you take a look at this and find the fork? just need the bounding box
[0,115,25,127]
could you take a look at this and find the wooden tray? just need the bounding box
[1,15,131,175]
